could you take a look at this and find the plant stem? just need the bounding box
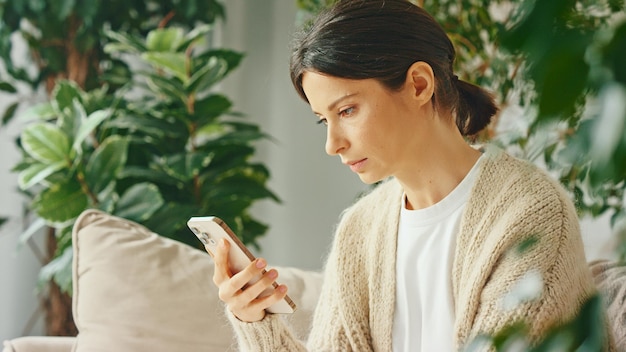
[76,170,100,205]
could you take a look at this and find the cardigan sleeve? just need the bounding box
[226,205,370,352]
[454,164,597,348]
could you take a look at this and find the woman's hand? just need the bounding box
[211,238,289,322]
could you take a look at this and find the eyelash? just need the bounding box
[316,106,355,126]
[339,107,354,117]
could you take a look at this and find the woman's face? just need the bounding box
[301,71,433,184]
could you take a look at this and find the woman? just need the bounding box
[211,0,597,350]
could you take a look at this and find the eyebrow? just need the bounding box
[312,93,359,115]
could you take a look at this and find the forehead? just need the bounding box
[301,71,385,110]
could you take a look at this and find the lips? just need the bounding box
[345,158,367,173]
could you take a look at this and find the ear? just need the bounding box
[405,61,435,107]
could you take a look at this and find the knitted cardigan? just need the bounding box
[227,146,596,351]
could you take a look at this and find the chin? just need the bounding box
[356,173,385,185]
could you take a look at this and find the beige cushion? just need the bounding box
[71,209,322,352]
[589,260,626,350]
[2,337,75,352]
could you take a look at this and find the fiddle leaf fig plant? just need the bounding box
[13,25,278,293]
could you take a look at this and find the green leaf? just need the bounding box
[72,109,111,151]
[145,28,185,52]
[142,52,188,82]
[21,123,71,165]
[114,183,164,222]
[105,114,187,140]
[85,135,129,194]
[18,161,66,190]
[33,179,88,223]
[155,152,213,182]
[39,246,73,293]
[57,98,86,144]
[0,81,17,93]
[186,56,227,93]
[176,24,213,51]
[144,73,188,103]
[103,30,147,54]
[17,102,55,122]
[198,49,245,74]
[17,217,46,249]
[192,94,232,125]
[50,0,75,20]
[51,80,83,115]
[2,101,19,126]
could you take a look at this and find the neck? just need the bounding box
[396,128,481,210]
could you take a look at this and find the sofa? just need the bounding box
[4,210,626,351]
[2,209,324,352]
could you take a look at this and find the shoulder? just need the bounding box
[339,178,403,225]
[477,145,574,214]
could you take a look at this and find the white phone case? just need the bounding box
[187,216,296,314]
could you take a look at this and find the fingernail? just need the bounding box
[268,270,278,279]
[219,238,227,248]
[278,285,287,293]
[255,259,266,268]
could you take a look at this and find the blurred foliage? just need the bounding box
[12,26,278,293]
[500,0,626,262]
[3,3,278,294]
[296,0,626,260]
[297,0,625,350]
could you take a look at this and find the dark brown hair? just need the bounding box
[290,0,497,136]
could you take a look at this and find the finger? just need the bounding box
[249,284,289,312]
[212,238,233,285]
[237,268,279,303]
[228,257,267,294]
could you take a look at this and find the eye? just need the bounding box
[316,118,328,126]
[338,107,355,118]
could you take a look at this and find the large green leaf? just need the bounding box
[72,109,111,151]
[144,73,188,103]
[85,135,129,194]
[33,179,88,223]
[39,246,73,294]
[146,28,185,52]
[192,94,232,125]
[51,80,83,116]
[18,161,66,190]
[21,123,71,165]
[103,29,148,54]
[17,102,55,122]
[57,98,86,144]
[185,56,227,93]
[142,52,188,82]
[155,152,213,182]
[176,24,213,52]
[114,183,164,222]
[196,49,245,76]
[105,114,188,140]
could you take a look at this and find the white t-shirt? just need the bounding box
[392,156,482,352]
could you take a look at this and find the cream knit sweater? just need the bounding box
[227,146,596,351]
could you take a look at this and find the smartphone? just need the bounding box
[187,216,296,314]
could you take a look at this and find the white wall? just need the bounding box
[0,99,46,341]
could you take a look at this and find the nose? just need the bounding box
[325,123,347,156]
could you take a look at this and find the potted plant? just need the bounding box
[1,1,277,336]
